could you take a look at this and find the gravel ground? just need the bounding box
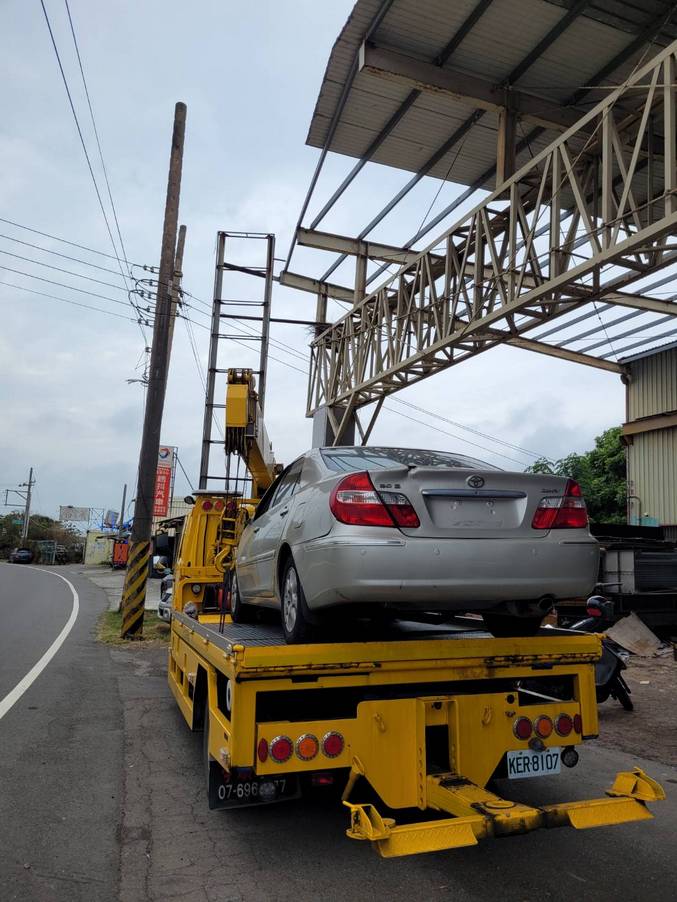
[595,652,677,766]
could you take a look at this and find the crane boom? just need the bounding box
[224,368,277,496]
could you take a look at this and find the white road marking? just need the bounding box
[0,566,80,721]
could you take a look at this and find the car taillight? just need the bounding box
[329,472,420,528]
[532,479,588,530]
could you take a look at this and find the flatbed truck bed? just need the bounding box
[168,612,664,857]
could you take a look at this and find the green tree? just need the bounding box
[525,426,626,524]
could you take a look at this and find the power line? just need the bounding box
[382,405,529,467]
[63,0,132,283]
[0,264,151,313]
[38,0,146,340]
[389,398,546,459]
[0,278,141,323]
[0,232,132,278]
[175,453,195,492]
[0,216,139,266]
[0,247,130,292]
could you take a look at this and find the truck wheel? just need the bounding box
[483,614,543,638]
[281,559,313,644]
[230,573,254,623]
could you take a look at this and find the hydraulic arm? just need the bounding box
[224,368,277,497]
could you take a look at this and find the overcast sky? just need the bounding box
[0,0,627,523]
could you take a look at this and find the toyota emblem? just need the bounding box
[467,474,485,489]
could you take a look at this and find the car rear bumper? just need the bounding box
[295,533,599,610]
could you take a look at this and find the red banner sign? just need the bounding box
[153,466,172,517]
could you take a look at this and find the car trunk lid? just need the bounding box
[368,466,567,539]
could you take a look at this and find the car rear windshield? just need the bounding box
[321,447,499,472]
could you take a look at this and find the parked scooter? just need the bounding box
[570,596,634,711]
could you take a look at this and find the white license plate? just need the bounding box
[507,747,561,779]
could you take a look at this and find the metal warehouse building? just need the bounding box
[624,344,677,537]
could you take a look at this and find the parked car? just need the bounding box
[9,547,34,564]
[158,571,173,622]
[233,446,600,642]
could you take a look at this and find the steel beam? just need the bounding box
[359,43,586,134]
[307,42,677,414]
[279,269,354,303]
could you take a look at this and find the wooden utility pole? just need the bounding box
[20,467,34,543]
[167,224,186,359]
[121,102,187,638]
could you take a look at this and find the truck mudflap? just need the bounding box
[343,768,665,857]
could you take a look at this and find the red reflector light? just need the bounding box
[311,773,335,787]
[213,500,224,511]
[534,715,553,738]
[296,733,319,761]
[269,735,293,763]
[555,714,573,737]
[513,717,532,740]
[329,472,420,528]
[322,731,345,758]
[202,500,213,511]
[573,713,583,734]
[257,738,269,763]
[532,479,588,530]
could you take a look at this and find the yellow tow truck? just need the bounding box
[168,369,664,857]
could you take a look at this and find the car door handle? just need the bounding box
[253,526,261,533]
[279,507,289,517]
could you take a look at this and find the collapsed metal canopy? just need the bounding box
[281,0,677,435]
[306,0,677,193]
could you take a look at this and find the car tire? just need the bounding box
[482,613,544,638]
[280,558,314,644]
[230,572,254,623]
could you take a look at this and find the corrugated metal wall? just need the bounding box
[627,347,677,526]
[628,347,677,420]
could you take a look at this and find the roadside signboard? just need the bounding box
[153,467,172,517]
[60,505,90,522]
[153,444,177,518]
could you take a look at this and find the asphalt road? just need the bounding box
[1,563,676,901]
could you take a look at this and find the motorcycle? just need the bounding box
[569,596,634,711]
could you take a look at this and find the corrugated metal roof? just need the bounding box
[306,0,675,192]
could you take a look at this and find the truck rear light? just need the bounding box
[329,472,419,527]
[322,731,345,758]
[202,500,213,511]
[534,715,553,738]
[257,738,269,763]
[269,735,293,763]
[296,733,319,761]
[573,713,583,734]
[513,716,532,740]
[555,714,573,737]
[532,479,588,530]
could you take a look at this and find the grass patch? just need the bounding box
[97,610,170,646]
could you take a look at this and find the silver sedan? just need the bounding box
[234,447,599,643]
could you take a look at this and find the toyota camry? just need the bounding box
[233,446,599,643]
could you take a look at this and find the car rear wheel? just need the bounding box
[482,613,544,638]
[230,572,254,623]
[281,559,313,644]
